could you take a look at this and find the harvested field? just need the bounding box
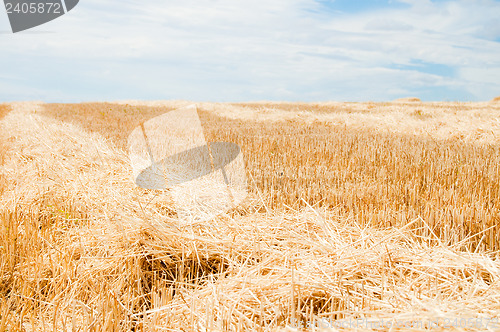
[45,102,500,251]
[116,100,500,144]
[0,101,499,330]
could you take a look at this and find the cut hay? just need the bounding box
[1,102,499,330]
[490,96,500,103]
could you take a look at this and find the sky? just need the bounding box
[0,0,500,102]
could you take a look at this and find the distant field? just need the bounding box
[1,101,499,330]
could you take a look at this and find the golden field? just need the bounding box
[0,101,499,330]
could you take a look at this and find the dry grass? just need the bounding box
[491,96,500,103]
[0,101,499,331]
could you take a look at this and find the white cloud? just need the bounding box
[458,67,500,100]
[364,19,414,31]
[0,0,499,102]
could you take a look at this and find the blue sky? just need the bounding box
[1,0,500,102]
[316,0,411,14]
